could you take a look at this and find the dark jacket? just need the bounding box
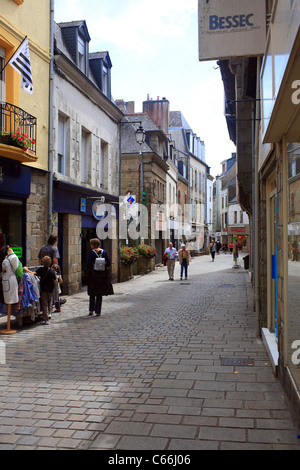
[87,249,114,297]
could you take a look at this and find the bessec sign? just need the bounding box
[198,0,266,61]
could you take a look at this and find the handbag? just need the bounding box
[93,250,106,272]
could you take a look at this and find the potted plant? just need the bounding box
[137,244,156,274]
[120,246,139,282]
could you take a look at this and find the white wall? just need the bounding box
[53,73,120,196]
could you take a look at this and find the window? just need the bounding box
[78,35,86,74]
[0,47,6,103]
[195,170,197,189]
[102,65,108,96]
[57,114,67,174]
[234,211,237,224]
[81,130,87,183]
[0,198,23,266]
[240,211,243,224]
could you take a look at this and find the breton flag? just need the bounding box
[8,37,33,94]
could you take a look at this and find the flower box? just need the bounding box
[120,263,133,282]
[137,256,151,274]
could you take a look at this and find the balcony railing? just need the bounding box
[0,102,37,154]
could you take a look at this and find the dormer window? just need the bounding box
[58,21,91,77]
[89,51,112,100]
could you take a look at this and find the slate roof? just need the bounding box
[121,114,167,155]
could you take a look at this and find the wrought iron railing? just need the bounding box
[0,102,37,154]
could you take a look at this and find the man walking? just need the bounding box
[164,242,178,280]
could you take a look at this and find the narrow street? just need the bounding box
[0,254,299,450]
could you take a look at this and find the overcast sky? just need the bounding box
[54,0,236,177]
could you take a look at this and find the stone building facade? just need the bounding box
[120,111,169,263]
[52,20,123,293]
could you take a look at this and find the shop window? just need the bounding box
[0,198,23,267]
[287,142,300,391]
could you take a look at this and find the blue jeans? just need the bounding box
[180,260,188,278]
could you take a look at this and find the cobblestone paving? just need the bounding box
[0,254,299,450]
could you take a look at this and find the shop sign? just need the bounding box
[198,0,266,61]
[10,247,23,259]
[92,200,106,221]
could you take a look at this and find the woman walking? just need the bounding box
[210,240,216,262]
[87,238,114,317]
[179,244,190,280]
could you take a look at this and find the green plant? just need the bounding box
[137,244,156,258]
[120,246,139,265]
[1,127,36,151]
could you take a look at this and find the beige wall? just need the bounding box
[0,0,51,171]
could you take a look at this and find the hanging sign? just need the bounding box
[198,0,266,61]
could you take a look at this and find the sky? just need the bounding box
[54,0,236,177]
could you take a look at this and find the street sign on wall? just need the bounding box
[198,0,266,61]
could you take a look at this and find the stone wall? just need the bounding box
[26,169,49,266]
[61,214,82,295]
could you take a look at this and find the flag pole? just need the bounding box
[0,36,28,77]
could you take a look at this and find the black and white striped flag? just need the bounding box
[8,37,33,95]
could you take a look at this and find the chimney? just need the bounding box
[143,96,170,135]
[125,101,135,114]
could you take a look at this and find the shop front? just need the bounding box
[260,0,300,422]
[0,157,31,267]
[53,181,119,294]
[227,226,249,252]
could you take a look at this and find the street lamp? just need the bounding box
[135,125,146,145]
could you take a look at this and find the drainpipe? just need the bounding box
[48,0,54,236]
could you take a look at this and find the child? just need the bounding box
[52,264,63,313]
[25,256,57,325]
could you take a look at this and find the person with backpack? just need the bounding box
[87,238,114,317]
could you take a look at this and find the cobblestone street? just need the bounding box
[0,254,299,450]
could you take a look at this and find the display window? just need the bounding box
[0,198,24,267]
[287,142,300,390]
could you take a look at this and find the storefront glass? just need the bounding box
[0,198,23,267]
[287,142,300,390]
